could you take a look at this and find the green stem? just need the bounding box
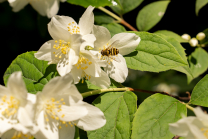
[181,102,194,111]
[98,7,122,22]
[82,88,129,98]
[186,104,194,111]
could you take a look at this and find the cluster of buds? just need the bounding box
[181,32,206,47]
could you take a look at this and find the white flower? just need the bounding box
[35,6,96,77]
[169,107,208,139]
[91,25,141,83]
[181,34,191,41]
[8,0,66,18]
[70,41,111,89]
[154,83,179,96]
[33,73,106,139]
[196,32,206,41]
[0,72,38,138]
[189,38,198,47]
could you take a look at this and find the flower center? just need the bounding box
[11,131,33,139]
[43,98,77,129]
[53,40,71,59]
[201,128,208,138]
[75,56,92,70]
[44,98,66,123]
[0,95,20,119]
[67,22,80,34]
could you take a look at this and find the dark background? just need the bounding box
[0,0,207,103]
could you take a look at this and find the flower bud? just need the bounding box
[189,38,198,47]
[196,32,205,41]
[181,34,191,41]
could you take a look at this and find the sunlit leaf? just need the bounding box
[3,51,58,94]
[189,75,208,107]
[110,0,143,15]
[88,91,137,139]
[154,30,188,43]
[66,0,116,8]
[187,48,208,83]
[195,0,208,16]
[136,1,170,31]
[131,94,187,139]
[124,32,188,72]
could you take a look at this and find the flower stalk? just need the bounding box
[98,7,138,31]
[82,87,129,98]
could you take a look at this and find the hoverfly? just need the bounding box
[100,40,120,62]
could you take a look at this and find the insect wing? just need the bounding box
[110,55,121,63]
[107,40,120,49]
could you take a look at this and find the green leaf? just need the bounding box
[101,23,126,37]
[189,75,208,107]
[124,32,188,72]
[131,94,187,139]
[3,51,58,94]
[159,35,193,80]
[187,48,208,83]
[154,30,188,43]
[94,12,115,25]
[87,91,137,139]
[136,1,170,31]
[66,0,116,8]
[195,0,208,16]
[110,0,143,15]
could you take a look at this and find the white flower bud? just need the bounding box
[181,34,191,41]
[189,38,198,47]
[196,32,206,41]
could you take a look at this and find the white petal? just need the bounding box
[90,50,107,67]
[169,117,193,137]
[36,111,59,139]
[60,0,67,2]
[80,34,96,51]
[17,106,34,127]
[35,40,54,62]
[47,0,60,18]
[7,72,28,104]
[70,66,82,84]
[0,119,12,135]
[79,6,94,35]
[27,93,36,104]
[48,17,71,41]
[57,49,78,76]
[194,107,208,127]
[75,102,106,131]
[89,70,111,89]
[30,0,59,18]
[0,85,8,98]
[81,51,101,77]
[41,73,73,97]
[52,15,77,31]
[57,105,88,122]
[71,34,82,56]
[59,124,75,139]
[1,128,30,139]
[63,85,83,101]
[8,0,28,12]
[109,33,141,55]
[92,25,111,50]
[105,54,128,83]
